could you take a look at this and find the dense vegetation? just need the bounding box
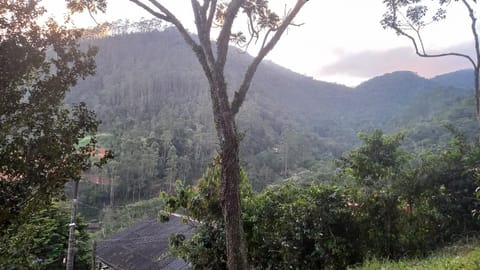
[59,29,480,268]
[161,130,480,269]
[68,30,478,213]
[0,203,91,269]
[0,1,106,268]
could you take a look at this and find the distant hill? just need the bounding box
[350,71,438,127]
[432,69,473,91]
[67,29,479,200]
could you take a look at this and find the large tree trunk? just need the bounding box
[211,81,248,269]
[474,67,480,125]
[219,120,247,270]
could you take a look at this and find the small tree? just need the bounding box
[381,0,480,124]
[340,130,406,188]
[125,1,309,268]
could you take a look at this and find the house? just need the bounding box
[95,215,192,270]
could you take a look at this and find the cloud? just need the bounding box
[317,42,474,79]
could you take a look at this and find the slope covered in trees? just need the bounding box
[68,29,478,207]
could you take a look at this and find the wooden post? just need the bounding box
[66,179,79,270]
[91,240,97,270]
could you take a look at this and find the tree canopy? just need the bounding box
[0,0,101,228]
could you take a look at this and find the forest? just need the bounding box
[2,0,480,269]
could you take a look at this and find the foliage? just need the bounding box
[244,184,362,269]
[158,129,480,269]
[66,0,106,21]
[160,157,251,269]
[351,238,480,270]
[339,130,407,187]
[0,202,91,270]
[69,31,480,204]
[342,128,480,257]
[0,0,101,228]
[160,158,366,269]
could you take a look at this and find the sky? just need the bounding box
[44,0,476,87]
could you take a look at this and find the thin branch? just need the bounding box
[392,23,476,66]
[389,0,476,68]
[128,0,214,85]
[240,14,260,51]
[128,0,168,21]
[259,28,272,51]
[231,0,308,116]
[206,0,217,30]
[216,0,243,71]
[86,8,100,25]
[191,0,216,68]
[414,27,426,54]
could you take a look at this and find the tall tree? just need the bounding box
[126,0,308,268]
[381,0,480,124]
[0,0,100,228]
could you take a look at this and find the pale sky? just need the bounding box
[44,0,476,86]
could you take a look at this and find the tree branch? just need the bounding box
[191,0,216,68]
[216,0,243,71]
[128,0,168,21]
[388,0,476,68]
[463,0,480,69]
[393,23,476,66]
[230,0,308,116]
[129,0,215,86]
[462,0,480,120]
[206,0,217,31]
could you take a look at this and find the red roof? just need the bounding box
[96,148,107,158]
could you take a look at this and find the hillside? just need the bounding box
[432,69,474,91]
[68,29,478,203]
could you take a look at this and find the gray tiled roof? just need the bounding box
[97,215,191,270]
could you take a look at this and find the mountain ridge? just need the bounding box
[68,29,476,192]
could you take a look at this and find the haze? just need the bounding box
[44,0,475,86]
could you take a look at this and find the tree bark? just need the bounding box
[216,106,247,269]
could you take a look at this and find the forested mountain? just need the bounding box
[67,29,477,207]
[432,69,474,90]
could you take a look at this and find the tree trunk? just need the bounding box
[219,125,246,270]
[474,67,480,125]
[211,81,247,269]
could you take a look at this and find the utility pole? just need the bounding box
[66,179,80,270]
[91,240,97,270]
[109,167,114,206]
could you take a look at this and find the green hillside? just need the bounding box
[68,29,479,207]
